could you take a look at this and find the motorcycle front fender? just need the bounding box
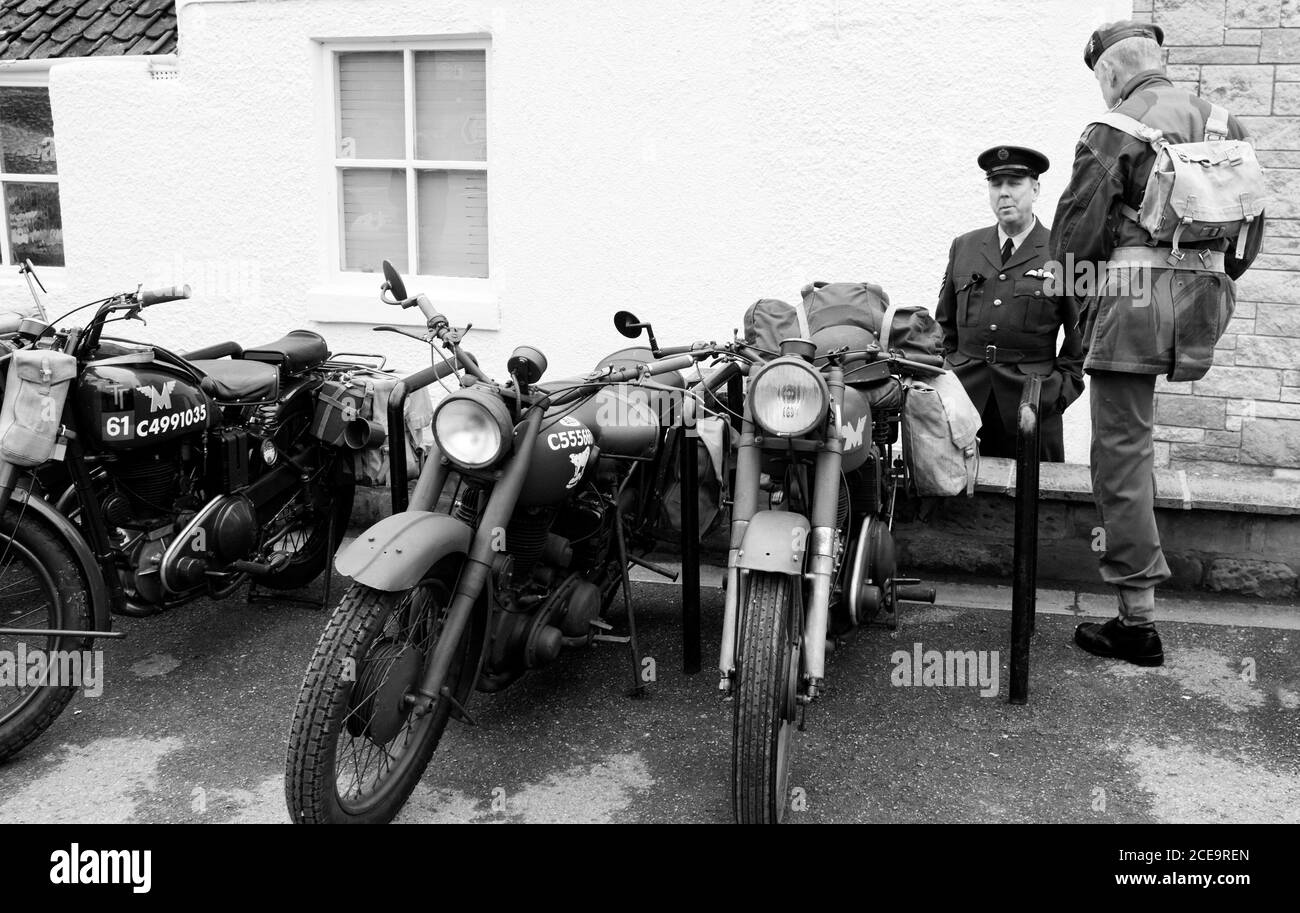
[734,510,810,575]
[334,511,472,592]
[9,485,113,633]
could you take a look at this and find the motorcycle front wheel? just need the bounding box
[285,558,479,824]
[0,503,94,762]
[732,570,800,824]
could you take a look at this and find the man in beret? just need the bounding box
[1052,20,1266,666]
[935,146,1084,461]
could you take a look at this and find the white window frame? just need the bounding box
[0,65,66,284]
[308,36,498,329]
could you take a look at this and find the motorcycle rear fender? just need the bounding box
[735,510,809,575]
[10,484,113,633]
[335,511,472,592]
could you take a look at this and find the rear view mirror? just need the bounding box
[381,260,408,303]
[614,311,644,339]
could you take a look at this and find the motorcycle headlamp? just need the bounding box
[749,357,830,438]
[432,388,513,470]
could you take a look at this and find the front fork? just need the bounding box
[719,366,845,699]
[407,408,543,713]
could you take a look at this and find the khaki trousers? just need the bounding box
[1088,371,1172,624]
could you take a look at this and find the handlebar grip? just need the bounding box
[141,284,192,306]
[655,344,696,357]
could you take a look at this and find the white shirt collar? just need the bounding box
[997,216,1037,254]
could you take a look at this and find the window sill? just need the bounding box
[306,273,500,330]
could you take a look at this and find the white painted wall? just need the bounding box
[28,0,1134,461]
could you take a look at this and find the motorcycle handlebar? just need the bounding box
[140,285,191,306]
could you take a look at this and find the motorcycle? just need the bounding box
[0,271,373,761]
[285,260,709,823]
[629,320,943,824]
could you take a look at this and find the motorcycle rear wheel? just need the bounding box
[0,503,94,762]
[259,416,355,592]
[285,559,478,823]
[732,570,799,824]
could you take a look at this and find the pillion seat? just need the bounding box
[242,329,330,374]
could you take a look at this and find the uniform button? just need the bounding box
[993,298,1002,306]
[990,324,998,331]
[998,273,1007,281]
[1035,291,1042,297]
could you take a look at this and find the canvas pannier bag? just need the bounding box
[353,372,434,486]
[743,298,801,357]
[1091,103,1266,262]
[311,376,368,447]
[900,370,981,497]
[0,349,77,466]
[800,281,945,366]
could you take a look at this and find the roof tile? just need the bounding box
[0,0,176,59]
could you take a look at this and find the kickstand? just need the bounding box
[246,505,336,611]
[610,506,647,698]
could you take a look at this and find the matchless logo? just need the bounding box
[137,381,176,413]
[841,415,867,450]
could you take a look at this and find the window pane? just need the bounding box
[340,169,407,272]
[337,52,405,159]
[417,170,487,278]
[5,182,63,267]
[0,87,57,175]
[414,51,486,161]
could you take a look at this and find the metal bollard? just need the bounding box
[1009,373,1041,705]
[679,421,701,675]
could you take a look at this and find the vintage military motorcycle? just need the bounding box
[285,261,706,824]
[0,278,365,761]
[658,314,944,824]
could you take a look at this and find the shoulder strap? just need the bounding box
[793,298,811,339]
[1091,111,1165,150]
[880,300,902,349]
[1204,102,1230,141]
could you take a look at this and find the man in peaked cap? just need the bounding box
[935,145,1084,461]
[1053,20,1265,666]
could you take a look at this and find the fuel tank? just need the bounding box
[515,413,597,508]
[837,385,873,473]
[75,363,217,451]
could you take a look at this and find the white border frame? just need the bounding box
[309,35,498,329]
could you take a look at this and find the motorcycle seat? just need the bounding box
[242,330,330,374]
[190,358,280,402]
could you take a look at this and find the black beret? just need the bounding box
[1085,20,1164,70]
[977,145,1049,179]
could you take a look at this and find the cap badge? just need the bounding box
[997,148,1009,161]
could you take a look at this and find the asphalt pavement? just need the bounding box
[1,568,1297,824]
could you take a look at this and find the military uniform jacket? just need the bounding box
[1050,72,1264,380]
[935,219,1085,438]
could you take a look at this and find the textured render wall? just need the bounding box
[39,0,1133,462]
[1138,0,1300,475]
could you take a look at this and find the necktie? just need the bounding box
[1001,238,1014,264]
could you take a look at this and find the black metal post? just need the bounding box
[680,423,701,674]
[1010,373,1042,705]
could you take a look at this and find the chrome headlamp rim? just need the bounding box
[749,355,830,438]
[431,387,514,470]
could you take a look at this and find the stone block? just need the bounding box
[1261,26,1300,61]
[1277,81,1300,113]
[1228,0,1282,27]
[1155,424,1207,442]
[1206,556,1299,596]
[1255,302,1300,335]
[1169,46,1260,63]
[1157,393,1227,428]
[1233,333,1299,366]
[1171,442,1242,461]
[1158,0,1231,44]
[1191,366,1282,399]
[1241,416,1300,465]
[1238,115,1300,147]
[1233,267,1300,301]
[1201,64,1275,112]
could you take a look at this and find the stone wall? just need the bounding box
[1132,1,1300,476]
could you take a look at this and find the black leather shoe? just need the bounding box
[1074,617,1164,666]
